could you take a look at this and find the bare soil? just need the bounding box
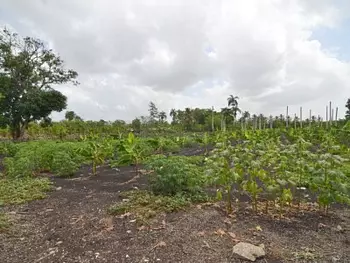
[0,161,349,263]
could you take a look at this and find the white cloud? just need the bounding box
[1,0,350,121]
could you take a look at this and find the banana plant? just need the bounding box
[113,132,146,174]
[77,139,113,175]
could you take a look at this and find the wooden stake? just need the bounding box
[329,101,332,126]
[326,106,328,129]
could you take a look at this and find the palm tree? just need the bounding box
[242,111,250,120]
[227,95,241,120]
[169,108,177,124]
[159,111,167,122]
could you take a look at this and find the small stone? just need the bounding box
[336,225,344,232]
[318,223,327,229]
[232,242,265,262]
[332,256,341,262]
[122,199,130,202]
[56,241,63,245]
[56,187,62,191]
[126,230,132,234]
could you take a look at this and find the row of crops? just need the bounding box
[1,125,349,215]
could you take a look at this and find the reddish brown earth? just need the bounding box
[0,163,349,263]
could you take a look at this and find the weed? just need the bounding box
[0,177,52,205]
[108,190,208,224]
[0,212,10,232]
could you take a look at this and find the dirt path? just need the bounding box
[0,165,349,263]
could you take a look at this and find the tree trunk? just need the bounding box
[11,120,28,141]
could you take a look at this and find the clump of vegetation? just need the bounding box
[51,152,79,177]
[2,141,86,177]
[145,155,207,197]
[108,190,197,224]
[0,178,52,205]
[112,133,151,174]
[77,139,114,175]
[0,212,11,232]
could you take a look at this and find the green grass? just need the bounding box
[0,177,52,205]
[0,212,10,232]
[108,190,208,224]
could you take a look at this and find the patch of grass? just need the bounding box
[0,212,10,232]
[0,177,52,205]
[108,190,208,224]
[292,247,319,261]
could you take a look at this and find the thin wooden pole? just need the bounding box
[309,109,312,128]
[300,107,303,128]
[286,106,289,128]
[329,101,332,126]
[326,106,328,129]
[336,107,338,122]
[211,106,214,132]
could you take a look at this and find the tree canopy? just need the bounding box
[0,28,78,139]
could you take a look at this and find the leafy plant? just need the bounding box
[145,155,206,197]
[3,157,34,178]
[206,136,243,213]
[77,139,113,175]
[113,133,148,174]
[51,151,79,177]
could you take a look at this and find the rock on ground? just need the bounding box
[232,242,265,262]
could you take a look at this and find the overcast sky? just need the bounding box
[1,0,350,121]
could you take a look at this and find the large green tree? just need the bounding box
[0,28,78,139]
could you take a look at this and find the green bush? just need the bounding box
[2,141,87,177]
[51,151,79,177]
[145,155,206,196]
[3,157,34,178]
[0,141,18,156]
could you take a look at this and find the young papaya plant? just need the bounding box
[205,139,243,214]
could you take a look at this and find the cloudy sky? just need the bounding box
[1,0,350,121]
